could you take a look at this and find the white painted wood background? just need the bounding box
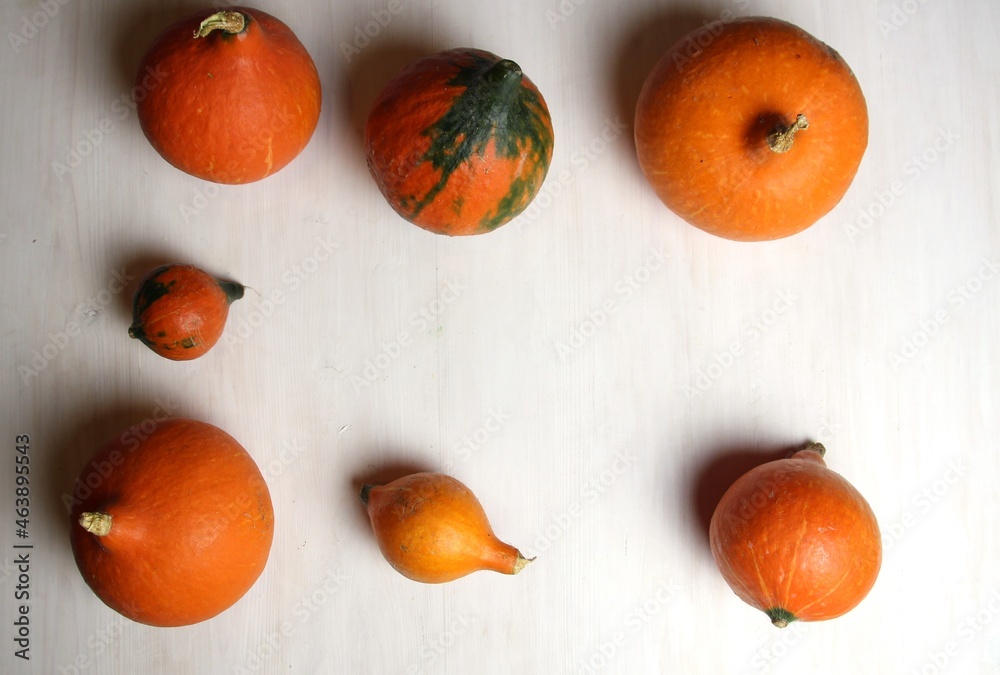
[1,0,997,673]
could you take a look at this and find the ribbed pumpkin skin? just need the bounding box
[634,17,868,241]
[69,418,274,627]
[361,473,528,583]
[709,446,881,626]
[129,264,243,360]
[365,48,554,235]
[136,7,321,184]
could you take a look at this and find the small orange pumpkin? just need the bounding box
[361,472,532,583]
[136,7,321,183]
[365,48,554,235]
[709,443,881,626]
[634,17,868,241]
[69,418,273,627]
[129,263,243,360]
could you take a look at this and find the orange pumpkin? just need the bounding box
[129,263,243,360]
[709,443,881,626]
[136,7,321,184]
[69,418,273,627]
[361,472,532,583]
[634,17,868,241]
[365,48,554,235]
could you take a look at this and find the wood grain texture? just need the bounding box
[1,0,998,673]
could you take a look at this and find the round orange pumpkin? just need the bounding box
[634,17,868,241]
[70,418,273,627]
[365,48,554,235]
[128,263,243,360]
[136,7,321,184]
[709,443,881,626]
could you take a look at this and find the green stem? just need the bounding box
[359,484,373,506]
[483,59,523,86]
[218,280,245,304]
[767,607,797,628]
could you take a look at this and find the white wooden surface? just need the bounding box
[1,0,998,673]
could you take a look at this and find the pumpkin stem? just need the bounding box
[359,484,374,507]
[767,607,797,628]
[511,553,535,575]
[79,512,113,537]
[766,114,809,154]
[217,280,246,304]
[194,11,247,39]
[804,441,827,457]
[483,59,523,86]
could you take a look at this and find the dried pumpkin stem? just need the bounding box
[511,553,535,575]
[804,441,827,457]
[766,114,809,154]
[79,512,113,537]
[194,11,247,39]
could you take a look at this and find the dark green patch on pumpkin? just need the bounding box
[407,53,553,227]
[132,268,177,318]
[480,174,535,231]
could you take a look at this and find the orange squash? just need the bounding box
[709,443,881,626]
[361,472,532,583]
[634,17,868,241]
[136,7,321,184]
[128,263,243,360]
[365,48,554,235]
[69,418,273,627]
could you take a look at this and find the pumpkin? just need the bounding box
[364,48,554,235]
[360,472,532,583]
[129,263,243,360]
[634,17,868,241]
[136,7,321,184]
[709,443,881,626]
[69,418,273,627]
